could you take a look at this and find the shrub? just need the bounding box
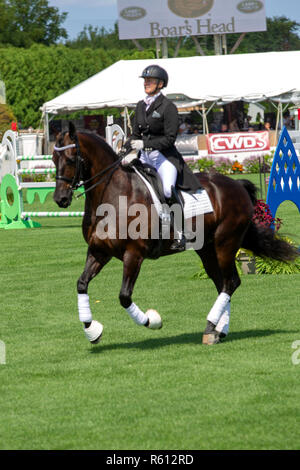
[255,253,300,274]
[0,103,17,140]
[213,157,234,174]
[242,153,273,173]
[196,158,215,172]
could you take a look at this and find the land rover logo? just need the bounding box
[120,7,146,21]
[168,0,214,18]
[237,1,263,13]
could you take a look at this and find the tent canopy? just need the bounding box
[42,51,300,115]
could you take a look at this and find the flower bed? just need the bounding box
[188,153,274,175]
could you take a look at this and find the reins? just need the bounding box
[76,157,123,198]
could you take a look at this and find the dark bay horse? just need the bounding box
[52,123,298,345]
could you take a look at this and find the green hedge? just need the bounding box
[0,45,155,128]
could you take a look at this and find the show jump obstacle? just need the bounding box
[0,130,84,229]
[0,122,124,229]
[266,126,300,220]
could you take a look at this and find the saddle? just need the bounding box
[125,158,168,205]
[123,158,213,256]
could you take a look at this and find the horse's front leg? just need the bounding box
[77,248,111,343]
[119,250,162,330]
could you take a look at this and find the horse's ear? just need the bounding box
[52,127,60,138]
[69,121,76,140]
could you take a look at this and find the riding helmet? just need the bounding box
[140,65,169,87]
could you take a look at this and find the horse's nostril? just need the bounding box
[58,197,69,208]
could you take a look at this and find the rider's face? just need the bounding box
[144,77,163,96]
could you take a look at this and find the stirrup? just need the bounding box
[170,234,186,251]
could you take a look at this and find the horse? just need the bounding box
[52,122,298,345]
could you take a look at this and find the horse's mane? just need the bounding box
[77,129,119,160]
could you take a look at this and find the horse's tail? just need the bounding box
[238,179,299,263]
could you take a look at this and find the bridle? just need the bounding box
[54,133,124,197]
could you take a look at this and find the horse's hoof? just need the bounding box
[202,332,221,345]
[145,309,162,329]
[84,320,103,344]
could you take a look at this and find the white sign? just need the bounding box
[117,0,266,40]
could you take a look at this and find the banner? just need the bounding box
[206,131,270,155]
[117,0,266,40]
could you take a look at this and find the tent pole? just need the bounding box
[124,107,128,139]
[279,102,283,129]
[201,103,208,135]
[274,102,280,141]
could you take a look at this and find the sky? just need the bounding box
[48,0,300,40]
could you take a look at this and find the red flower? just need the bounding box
[253,200,282,231]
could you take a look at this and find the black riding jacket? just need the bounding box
[126,94,201,192]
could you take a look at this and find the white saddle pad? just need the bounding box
[132,166,213,218]
[180,190,214,219]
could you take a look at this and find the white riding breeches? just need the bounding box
[140,150,177,199]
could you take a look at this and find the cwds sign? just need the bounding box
[117,0,266,40]
[207,131,270,155]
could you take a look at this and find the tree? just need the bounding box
[225,17,300,54]
[0,0,68,47]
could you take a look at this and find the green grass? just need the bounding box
[0,175,300,450]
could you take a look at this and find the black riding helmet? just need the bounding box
[140,65,169,88]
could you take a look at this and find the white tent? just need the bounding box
[42,51,300,115]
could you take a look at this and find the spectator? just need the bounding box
[283,111,292,129]
[229,118,239,132]
[264,121,272,131]
[179,118,191,134]
[243,115,252,130]
[220,122,228,133]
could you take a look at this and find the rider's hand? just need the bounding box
[121,156,130,166]
[131,140,144,151]
[121,154,136,166]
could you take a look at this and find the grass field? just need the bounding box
[0,174,299,450]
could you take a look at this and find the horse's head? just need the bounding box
[52,122,81,208]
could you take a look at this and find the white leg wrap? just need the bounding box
[207,292,231,326]
[78,293,92,323]
[215,301,231,336]
[84,321,103,343]
[126,302,148,326]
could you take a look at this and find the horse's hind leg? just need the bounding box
[119,250,162,330]
[196,240,241,344]
[77,248,111,343]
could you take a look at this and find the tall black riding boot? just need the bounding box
[168,186,186,251]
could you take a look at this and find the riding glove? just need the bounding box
[131,140,144,151]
